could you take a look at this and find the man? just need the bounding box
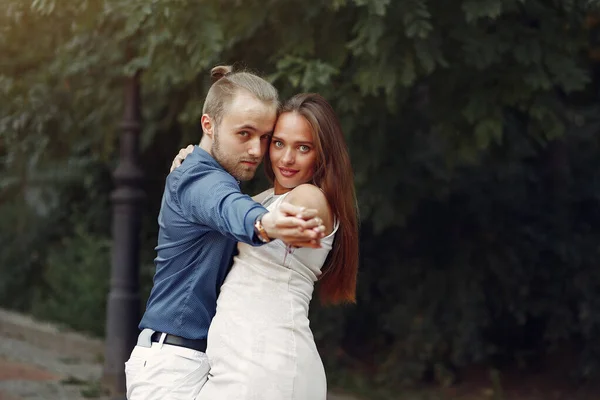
[124,68,325,400]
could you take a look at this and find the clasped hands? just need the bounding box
[261,203,325,249]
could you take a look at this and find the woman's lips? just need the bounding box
[278,167,299,177]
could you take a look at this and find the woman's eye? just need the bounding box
[299,145,310,152]
[273,141,284,148]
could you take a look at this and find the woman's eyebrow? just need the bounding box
[272,136,313,145]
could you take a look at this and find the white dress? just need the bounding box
[197,189,338,400]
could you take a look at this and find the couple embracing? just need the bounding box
[125,65,359,400]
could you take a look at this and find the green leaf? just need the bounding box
[400,52,417,86]
[401,0,433,39]
[474,118,503,149]
[352,0,391,16]
[462,0,503,23]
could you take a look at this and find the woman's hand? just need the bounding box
[170,145,195,172]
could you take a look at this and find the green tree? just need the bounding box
[2,0,600,392]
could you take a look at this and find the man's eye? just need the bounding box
[239,131,249,137]
[261,134,271,141]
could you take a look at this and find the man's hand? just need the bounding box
[170,145,195,172]
[261,203,326,248]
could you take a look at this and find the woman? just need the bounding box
[174,84,358,400]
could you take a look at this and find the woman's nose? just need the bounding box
[282,148,294,164]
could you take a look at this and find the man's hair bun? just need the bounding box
[210,65,233,83]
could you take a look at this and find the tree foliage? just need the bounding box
[2,0,600,390]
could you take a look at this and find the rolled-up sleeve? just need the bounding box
[175,168,267,245]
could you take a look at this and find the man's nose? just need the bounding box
[247,137,262,157]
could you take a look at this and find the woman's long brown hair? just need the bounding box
[265,93,359,304]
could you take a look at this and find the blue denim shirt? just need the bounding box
[139,146,267,340]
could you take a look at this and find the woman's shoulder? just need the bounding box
[285,184,332,227]
[287,184,327,204]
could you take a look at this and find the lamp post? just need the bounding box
[102,69,144,397]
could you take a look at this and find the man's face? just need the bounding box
[211,90,277,181]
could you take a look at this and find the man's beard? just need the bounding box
[212,132,259,181]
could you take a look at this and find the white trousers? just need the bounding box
[125,339,210,400]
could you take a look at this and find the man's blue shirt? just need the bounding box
[139,146,267,340]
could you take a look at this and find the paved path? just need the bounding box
[0,308,108,400]
[0,309,358,400]
[0,335,107,400]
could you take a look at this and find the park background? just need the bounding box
[3,0,600,399]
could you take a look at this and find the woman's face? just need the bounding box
[270,112,318,195]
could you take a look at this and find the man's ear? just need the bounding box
[200,114,214,139]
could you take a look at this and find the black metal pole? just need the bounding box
[102,70,144,397]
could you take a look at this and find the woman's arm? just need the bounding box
[284,184,334,236]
